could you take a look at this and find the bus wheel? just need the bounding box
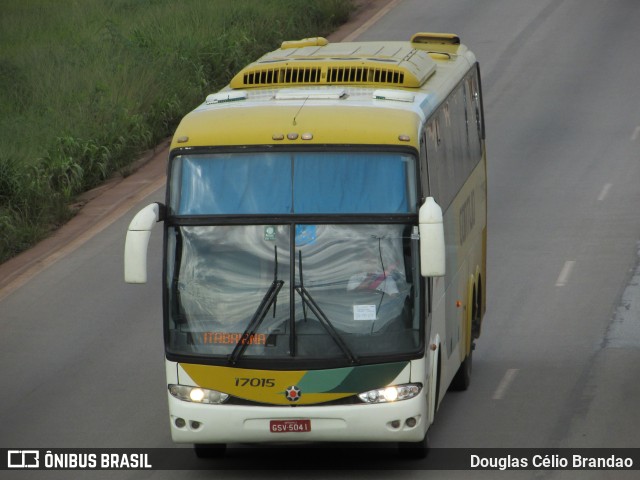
[450,346,472,391]
[194,443,226,458]
[398,433,429,459]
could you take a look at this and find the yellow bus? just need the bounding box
[125,32,486,458]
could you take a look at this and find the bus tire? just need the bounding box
[473,277,483,339]
[450,286,475,391]
[450,346,472,391]
[194,443,226,458]
[398,433,429,459]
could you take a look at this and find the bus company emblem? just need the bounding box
[285,385,302,402]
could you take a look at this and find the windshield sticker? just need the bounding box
[264,226,276,241]
[353,305,376,321]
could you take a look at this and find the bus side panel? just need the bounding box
[431,154,487,399]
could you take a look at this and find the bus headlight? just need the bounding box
[168,384,229,404]
[358,383,422,404]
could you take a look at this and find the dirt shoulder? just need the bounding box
[0,0,395,299]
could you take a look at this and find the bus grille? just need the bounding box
[327,66,405,85]
[240,66,406,87]
[242,67,322,86]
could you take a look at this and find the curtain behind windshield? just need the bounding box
[173,152,415,215]
[294,153,410,213]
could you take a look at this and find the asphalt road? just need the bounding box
[2,0,640,478]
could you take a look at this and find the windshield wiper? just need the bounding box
[295,250,358,365]
[229,246,283,366]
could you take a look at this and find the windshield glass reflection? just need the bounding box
[167,224,421,365]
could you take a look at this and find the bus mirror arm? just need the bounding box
[419,197,446,277]
[124,202,165,284]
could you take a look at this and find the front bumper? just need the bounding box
[168,390,427,444]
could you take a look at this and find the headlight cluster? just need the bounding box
[169,384,229,404]
[358,383,422,404]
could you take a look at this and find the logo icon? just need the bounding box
[285,385,302,402]
[7,450,39,468]
[264,226,276,241]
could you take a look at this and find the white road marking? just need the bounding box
[493,368,519,400]
[556,260,576,287]
[632,126,640,142]
[342,0,403,42]
[597,183,612,201]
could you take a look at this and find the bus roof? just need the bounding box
[171,33,476,151]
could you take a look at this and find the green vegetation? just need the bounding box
[0,0,353,263]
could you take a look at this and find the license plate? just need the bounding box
[270,419,311,433]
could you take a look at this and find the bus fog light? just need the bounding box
[406,417,417,428]
[358,383,422,404]
[390,420,401,429]
[190,421,201,429]
[175,418,186,428]
[169,384,230,404]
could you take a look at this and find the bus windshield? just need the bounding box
[169,151,417,215]
[166,223,422,365]
[165,150,421,366]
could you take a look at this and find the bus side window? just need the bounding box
[466,72,482,158]
[419,133,432,318]
[420,132,429,199]
[425,120,439,201]
[450,89,466,189]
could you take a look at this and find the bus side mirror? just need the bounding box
[419,197,446,277]
[124,202,164,283]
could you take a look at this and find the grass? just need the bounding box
[0,0,353,263]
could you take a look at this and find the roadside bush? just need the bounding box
[0,0,353,263]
